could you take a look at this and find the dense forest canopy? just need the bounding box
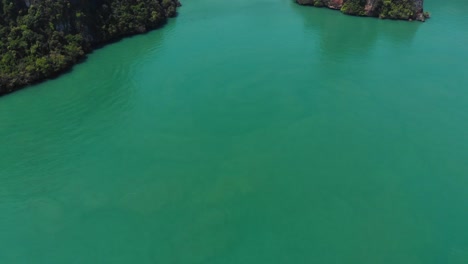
[0,0,180,95]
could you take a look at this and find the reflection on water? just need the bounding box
[292,4,421,59]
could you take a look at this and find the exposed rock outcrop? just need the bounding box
[0,0,181,95]
[296,0,428,22]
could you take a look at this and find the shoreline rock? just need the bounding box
[296,0,429,22]
[0,0,181,96]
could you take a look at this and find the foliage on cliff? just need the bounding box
[340,0,424,18]
[0,0,180,95]
[340,0,367,16]
[374,0,419,20]
[297,0,428,21]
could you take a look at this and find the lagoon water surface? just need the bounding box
[1,0,468,263]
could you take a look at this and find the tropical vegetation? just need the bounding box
[0,0,180,95]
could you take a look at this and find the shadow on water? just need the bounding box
[291,2,421,60]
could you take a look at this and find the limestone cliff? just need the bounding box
[0,0,181,95]
[296,0,428,21]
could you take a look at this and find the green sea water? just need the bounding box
[1,0,467,263]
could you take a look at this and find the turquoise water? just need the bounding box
[1,0,468,262]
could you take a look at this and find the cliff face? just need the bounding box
[0,0,180,95]
[297,0,427,21]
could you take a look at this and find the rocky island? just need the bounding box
[296,0,429,22]
[0,0,180,95]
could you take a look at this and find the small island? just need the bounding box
[296,0,429,21]
[0,0,180,95]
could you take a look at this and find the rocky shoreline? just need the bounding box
[296,0,429,22]
[0,0,181,96]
